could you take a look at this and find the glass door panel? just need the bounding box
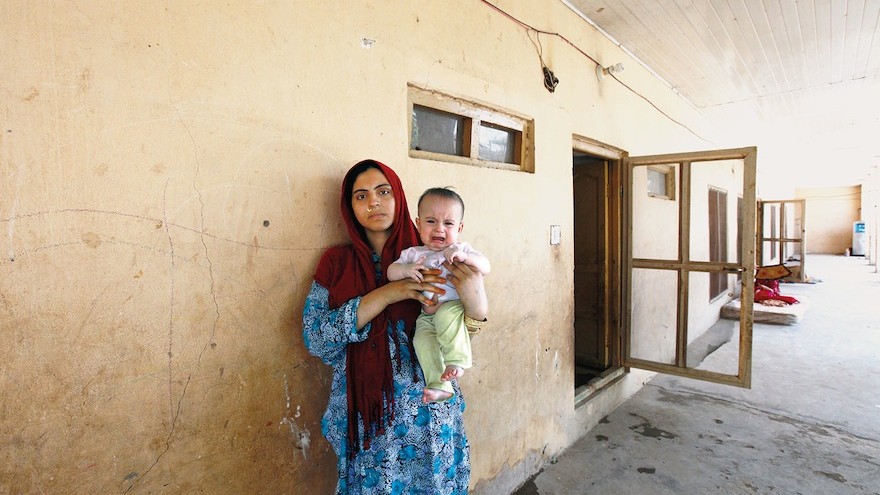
[629,268,678,364]
[625,148,756,388]
[686,271,741,377]
[688,159,743,264]
[632,163,680,260]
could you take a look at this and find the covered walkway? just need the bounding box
[516,255,880,494]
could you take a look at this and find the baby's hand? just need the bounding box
[443,246,467,263]
[405,256,427,281]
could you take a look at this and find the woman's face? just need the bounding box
[351,167,396,235]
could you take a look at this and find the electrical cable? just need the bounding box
[478,0,710,143]
[526,31,560,93]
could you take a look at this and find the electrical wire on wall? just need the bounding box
[478,0,710,144]
[527,31,559,93]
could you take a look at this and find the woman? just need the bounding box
[303,159,487,494]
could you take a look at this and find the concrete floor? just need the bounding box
[514,255,880,495]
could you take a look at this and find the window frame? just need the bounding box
[407,84,534,172]
[646,165,676,200]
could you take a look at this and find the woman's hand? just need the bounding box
[355,270,446,329]
[443,261,488,322]
[387,270,446,306]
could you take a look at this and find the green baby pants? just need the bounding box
[413,300,472,395]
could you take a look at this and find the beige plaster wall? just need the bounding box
[2,1,722,493]
[795,186,862,254]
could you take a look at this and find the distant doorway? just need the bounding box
[572,138,623,400]
[757,199,807,282]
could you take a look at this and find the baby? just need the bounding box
[388,187,491,403]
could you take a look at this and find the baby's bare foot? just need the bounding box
[422,388,453,404]
[441,365,464,382]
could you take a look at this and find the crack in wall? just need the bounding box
[77,279,117,333]
[1,240,81,263]
[5,169,20,261]
[123,182,177,495]
[163,179,177,426]
[2,139,312,495]
[0,208,307,254]
[123,99,222,493]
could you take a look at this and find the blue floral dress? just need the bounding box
[303,281,471,494]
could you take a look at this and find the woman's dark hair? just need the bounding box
[417,187,465,218]
[344,159,382,203]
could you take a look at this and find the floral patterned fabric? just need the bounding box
[303,282,470,494]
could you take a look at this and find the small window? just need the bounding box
[478,122,517,164]
[408,84,533,172]
[647,165,675,200]
[411,106,469,157]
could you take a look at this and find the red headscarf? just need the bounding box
[313,159,421,456]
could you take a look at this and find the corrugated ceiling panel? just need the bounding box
[561,0,878,185]
[566,0,878,108]
[852,0,880,78]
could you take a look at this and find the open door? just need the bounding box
[757,199,807,282]
[624,147,756,388]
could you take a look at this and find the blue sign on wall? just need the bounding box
[854,222,865,233]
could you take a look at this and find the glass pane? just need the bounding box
[783,241,802,263]
[762,204,779,265]
[630,268,677,363]
[411,105,465,156]
[686,271,740,376]
[689,159,744,263]
[478,122,516,163]
[781,202,804,263]
[783,202,804,241]
[647,168,667,197]
[760,240,776,266]
[632,164,679,260]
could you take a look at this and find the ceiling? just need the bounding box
[563,0,880,192]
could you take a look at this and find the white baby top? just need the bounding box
[393,242,484,303]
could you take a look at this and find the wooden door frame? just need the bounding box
[757,199,807,282]
[572,135,625,404]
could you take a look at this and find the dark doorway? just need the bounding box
[573,152,614,388]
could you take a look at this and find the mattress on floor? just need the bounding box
[720,297,808,325]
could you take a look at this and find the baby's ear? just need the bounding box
[457,221,464,233]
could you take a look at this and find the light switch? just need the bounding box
[550,225,561,245]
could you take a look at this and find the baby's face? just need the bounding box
[415,196,464,251]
